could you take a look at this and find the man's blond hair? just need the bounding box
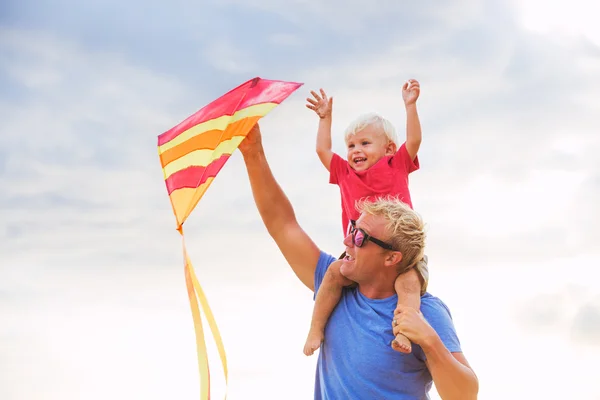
[356,196,429,293]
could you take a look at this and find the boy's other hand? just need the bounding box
[306,88,333,119]
[402,79,420,106]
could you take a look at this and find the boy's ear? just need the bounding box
[386,141,397,155]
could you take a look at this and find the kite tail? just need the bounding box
[181,229,228,399]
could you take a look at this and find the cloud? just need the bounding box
[514,0,600,46]
[514,283,600,348]
[514,292,569,332]
[0,29,245,274]
[201,38,258,74]
[214,0,406,34]
[571,301,600,346]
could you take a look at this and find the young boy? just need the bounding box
[303,79,427,356]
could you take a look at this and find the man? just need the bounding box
[239,123,478,399]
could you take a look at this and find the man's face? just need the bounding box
[339,213,392,282]
[345,124,393,172]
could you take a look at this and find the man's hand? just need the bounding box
[392,304,437,348]
[306,89,333,119]
[394,305,480,400]
[402,79,420,106]
[239,123,263,156]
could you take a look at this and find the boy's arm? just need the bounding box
[306,89,334,171]
[402,80,422,161]
[405,103,422,161]
[316,115,334,171]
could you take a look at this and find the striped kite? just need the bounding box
[157,77,302,399]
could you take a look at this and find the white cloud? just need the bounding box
[201,38,258,74]
[214,0,399,34]
[571,301,600,346]
[514,0,600,45]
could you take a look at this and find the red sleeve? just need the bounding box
[329,153,348,185]
[391,142,420,174]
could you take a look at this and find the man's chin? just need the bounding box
[339,260,354,280]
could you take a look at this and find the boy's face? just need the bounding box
[345,124,395,171]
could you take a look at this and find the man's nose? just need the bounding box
[343,233,353,247]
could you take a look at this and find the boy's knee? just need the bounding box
[325,261,352,286]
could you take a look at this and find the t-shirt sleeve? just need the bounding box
[420,296,462,355]
[329,153,348,185]
[313,251,338,300]
[391,142,420,174]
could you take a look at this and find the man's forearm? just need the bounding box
[242,148,296,237]
[423,337,479,400]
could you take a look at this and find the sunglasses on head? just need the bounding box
[347,219,396,251]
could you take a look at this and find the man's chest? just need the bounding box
[323,296,426,374]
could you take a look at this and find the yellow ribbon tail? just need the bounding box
[181,229,228,399]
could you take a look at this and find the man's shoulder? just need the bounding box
[420,293,454,318]
[318,251,338,267]
[420,292,462,353]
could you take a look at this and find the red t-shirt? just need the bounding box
[329,142,419,235]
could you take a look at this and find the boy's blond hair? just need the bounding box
[343,112,398,146]
[357,196,429,294]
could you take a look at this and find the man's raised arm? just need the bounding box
[239,123,321,291]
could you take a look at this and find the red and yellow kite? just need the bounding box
[157,77,302,399]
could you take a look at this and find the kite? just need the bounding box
[157,77,302,399]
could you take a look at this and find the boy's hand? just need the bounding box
[306,89,333,119]
[402,79,420,106]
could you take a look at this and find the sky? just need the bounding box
[1,0,599,399]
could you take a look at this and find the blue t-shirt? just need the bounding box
[313,252,462,400]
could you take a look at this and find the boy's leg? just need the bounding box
[304,260,353,356]
[392,256,429,353]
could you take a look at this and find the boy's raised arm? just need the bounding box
[307,89,334,171]
[402,79,422,161]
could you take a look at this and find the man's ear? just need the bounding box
[386,141,397,156]
[384,251,403,268]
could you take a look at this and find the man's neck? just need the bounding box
[357,280,396,300]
